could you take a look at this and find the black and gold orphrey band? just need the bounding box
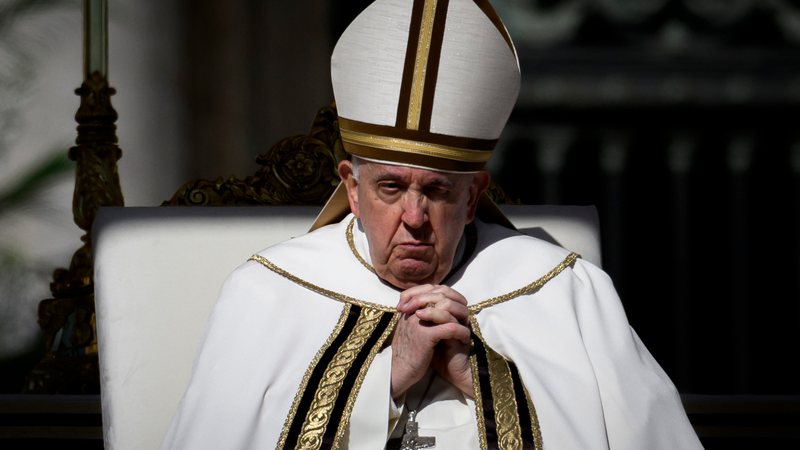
[470,316,544,450]
[249,251,574,449]
[277,303,397,449]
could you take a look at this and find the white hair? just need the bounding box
[350,155,362,182]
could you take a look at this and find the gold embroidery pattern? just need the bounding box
[468,316,489,449]
[255,222,566,449]
[339,129,492,162]
[249,254,395,313]
[332,313,399,449]
[295,307,387,449]
[487,347,523,450]
[468,252,579,314]
[471,316,543,450]
[346,218,376,274]
[252,238,578,317]
[469,350,489,450]
[277,304,352,449]
[407,0,438,130]
[523,381,544,450]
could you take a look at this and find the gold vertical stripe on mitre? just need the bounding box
[407,0,438,130]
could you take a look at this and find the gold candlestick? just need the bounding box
[25,0,124,394]
[84,0,108,78]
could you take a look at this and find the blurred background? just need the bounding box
[0,0,798,445]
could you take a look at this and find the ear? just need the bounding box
[465,171,490,223]
[338,160,361,218]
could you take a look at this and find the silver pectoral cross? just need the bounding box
[400,410,436,449]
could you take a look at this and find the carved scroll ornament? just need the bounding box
[163,104,514,207]
[164,105,345,207]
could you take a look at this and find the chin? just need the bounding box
[389,263,441,287]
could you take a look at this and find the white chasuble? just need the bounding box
[160,214,701,450]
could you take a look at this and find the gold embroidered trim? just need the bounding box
[251,249,577,318]
[339,129,492,162]
[346,218,376,274]
[295,307,387,449]
[471,316,543,450]
[249,254,396,313]
[469,325,489,450]
[467,252,579,314]
[488,346,523,449]
[277,304,352,449]
[523,379,544,450]
[332,313,399,448]
[407,0,438,130]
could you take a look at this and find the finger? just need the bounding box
[398,284,467,307]
[428,322,471,345]
[415,306,456,325]
[418,291,469,312]
[408,291,468,318]
[414,298,469,323]
[402,291,441,311]
[397,284,437,311]
[407,284,467,303]
[409,289,467,312]
[429,286,468,306]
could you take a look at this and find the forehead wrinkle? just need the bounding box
[365,164,461,188]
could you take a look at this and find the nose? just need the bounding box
[400,192,428,229]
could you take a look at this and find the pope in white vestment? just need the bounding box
[161,214,701,449]
[161,0,703,448]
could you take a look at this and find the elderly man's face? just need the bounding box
[339,159,489,289]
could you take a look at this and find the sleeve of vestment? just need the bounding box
[570,261,703,450]
[159,261,346,449]
[472,257,702,449]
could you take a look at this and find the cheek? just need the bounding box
[433,203,471,246]
[360,200,400,248]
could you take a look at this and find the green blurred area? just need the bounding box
[0,151,73,212]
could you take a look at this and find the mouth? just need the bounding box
[394,242,434,257]
[396,241,432,249]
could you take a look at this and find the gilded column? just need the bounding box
[25,0,124,394]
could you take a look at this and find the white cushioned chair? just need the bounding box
[92,204,600,450]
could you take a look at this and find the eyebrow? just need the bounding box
[425,178,456,188]
[372,172,456,188]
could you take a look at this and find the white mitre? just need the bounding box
[312,0,521,230]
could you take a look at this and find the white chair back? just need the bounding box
[92,204,600,450]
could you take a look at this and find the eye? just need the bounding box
[378,182,401,194]
[424,185,451,199]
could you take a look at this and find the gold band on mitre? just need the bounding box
[338,118,496,173]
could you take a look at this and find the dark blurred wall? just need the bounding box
[489,0,800,395]
[179,0,800,396]
[180,0,334,181]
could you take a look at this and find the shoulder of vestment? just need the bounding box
[242,215,592,310]
[245,215,404,309]
[448,219,589,307]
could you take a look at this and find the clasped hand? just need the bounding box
[390,284,473,400]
